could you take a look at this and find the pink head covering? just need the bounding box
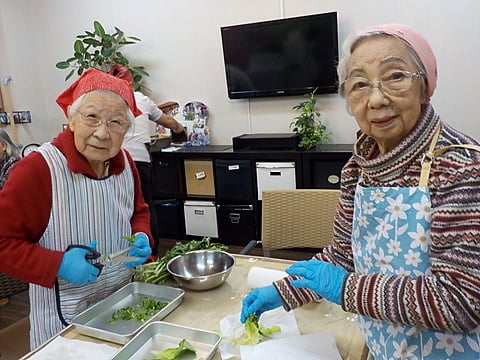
[56,68,141,117]
[358,23,437,99]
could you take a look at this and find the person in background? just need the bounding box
[108,64,186,256]
[241,24,480,359]
[0,68,152,349]
[0,128,20,189]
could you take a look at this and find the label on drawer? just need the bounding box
[327,175,340,184]
[228,164,240,171]
[195,171,206,180]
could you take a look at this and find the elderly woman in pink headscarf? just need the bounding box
[241,24,480,359]
[0,69,153,349]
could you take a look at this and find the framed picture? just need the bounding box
[0,111,31,124]
[0,112,8,124]
[14,111,31,124]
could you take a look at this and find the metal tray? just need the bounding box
[72,282,184,344]
[110,321,221,360]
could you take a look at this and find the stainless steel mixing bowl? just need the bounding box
[166,250,235,291]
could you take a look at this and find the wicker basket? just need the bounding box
[0,273,28,298]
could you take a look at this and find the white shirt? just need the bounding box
[122,92,163,163]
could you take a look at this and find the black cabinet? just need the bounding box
[302,144,352,189]
[214,159,255,202]
[217,204,257,245]
[151,144,352,245]
[154,199,185,239]
[151,152,184,198]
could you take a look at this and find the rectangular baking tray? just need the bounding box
[110,321,221,360]
[72,282,184,344]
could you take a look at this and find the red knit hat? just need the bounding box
[56,68,141,117]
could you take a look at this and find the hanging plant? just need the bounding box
[290,88,331,150]
[55,20,149,91]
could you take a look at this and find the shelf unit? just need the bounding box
[151,144,352,245]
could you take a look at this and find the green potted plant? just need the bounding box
[290,88,331,150]
[55,20,149,91]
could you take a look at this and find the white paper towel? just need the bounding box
[219,310,341,360]
[239,331,342,360]
[27,336,118,360]
[219,309,299,359]
[247,266,288,288]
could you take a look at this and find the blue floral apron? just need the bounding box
[352,129,480,359]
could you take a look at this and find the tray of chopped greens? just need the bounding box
[110,321,221,360]
[72,282,184,344]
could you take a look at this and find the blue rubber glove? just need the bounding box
[286,260,348,305]
[126,233,151,267]
[57,240,100,285]
[240,285,282,323]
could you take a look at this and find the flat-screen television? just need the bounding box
[220,12,339,99]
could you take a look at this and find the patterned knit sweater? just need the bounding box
[275,103,480,333]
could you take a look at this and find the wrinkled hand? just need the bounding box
[126,233,151,267]
[240,285,282,323]
[286,260,348,305]
[57,240,100,285]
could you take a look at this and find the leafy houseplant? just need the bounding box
[290,88,331,150]
[56,20,149,91]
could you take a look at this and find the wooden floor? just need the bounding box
[0,290,29,331]
[0,237,318,333]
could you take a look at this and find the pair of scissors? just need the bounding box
[98,247,140,266]
[65,245,140,275]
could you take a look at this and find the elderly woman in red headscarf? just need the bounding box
[0,69,153,349]
[241,24,480,359]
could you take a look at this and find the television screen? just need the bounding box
[220,12,339,99]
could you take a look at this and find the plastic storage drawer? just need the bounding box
[255,162,296,200]
[184,200,218,238]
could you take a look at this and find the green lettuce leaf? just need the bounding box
[149,339,196,360]
[232,313,281,345]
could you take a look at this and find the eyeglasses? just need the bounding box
[76,111,130,134]
[343,69,424,104]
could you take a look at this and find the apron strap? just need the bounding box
[420,127,480,186]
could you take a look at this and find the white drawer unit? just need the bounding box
[255,162,296,200]
[183,200,218,238]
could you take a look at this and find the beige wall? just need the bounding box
[0,0,478,146]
